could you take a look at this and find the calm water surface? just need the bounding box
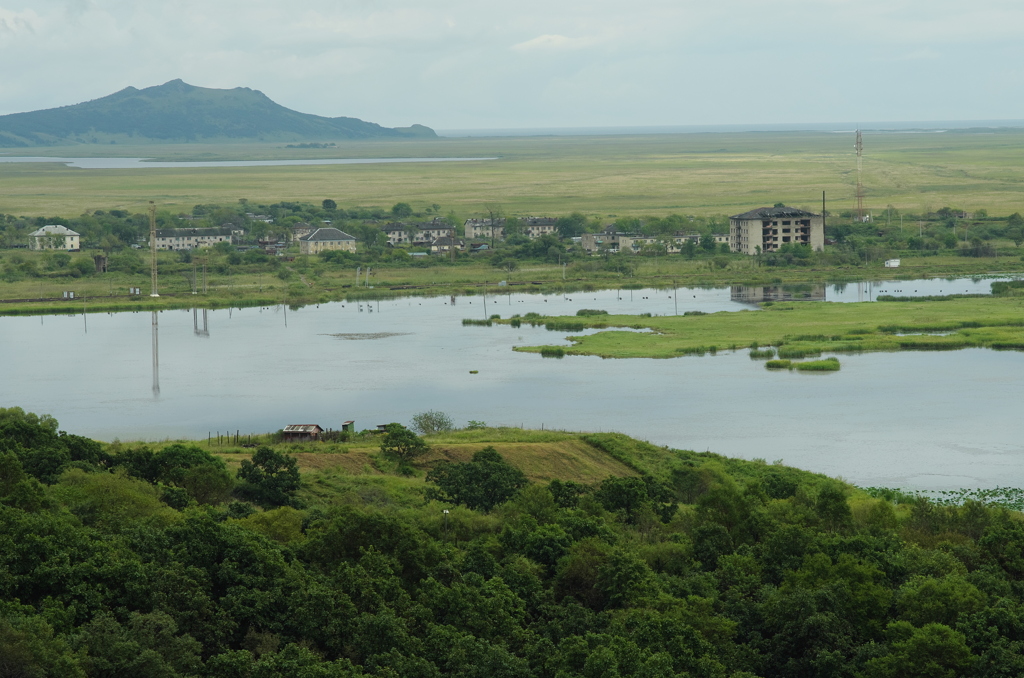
[0,156,496,169]
[1,282,1019,490]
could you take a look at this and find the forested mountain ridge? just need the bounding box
[0,79,436,147]
[3,408,1024,677]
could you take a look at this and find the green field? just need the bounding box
[4,128,1024,218]
[505,296,1024,360]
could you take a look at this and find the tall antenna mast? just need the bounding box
[149,201,159,297]
[855,130,864,222]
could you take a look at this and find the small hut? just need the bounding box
[282,424,324,442]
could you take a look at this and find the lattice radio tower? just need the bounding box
[855,130,865,222]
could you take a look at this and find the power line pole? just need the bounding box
[855,130,865,223]
[149,201,159,297]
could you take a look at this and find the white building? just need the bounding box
[155,227,234,250]
[729,206,824,255]
[298,227,357,255]
[29,225,81,251]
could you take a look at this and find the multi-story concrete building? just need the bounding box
[464,217,558,241]
[29,225,81,251]
[298,227,357,255]
[729,206,823,255]
[581,230,722,254]
[154,227,234,250]
[382,222,455,246]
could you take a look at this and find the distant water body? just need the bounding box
[439,119,1024,137]
[0,156,497,170]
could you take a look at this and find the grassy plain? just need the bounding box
[505,296,1024,359]
[4,128,1024,218]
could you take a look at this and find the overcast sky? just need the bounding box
[2,0,1023,130]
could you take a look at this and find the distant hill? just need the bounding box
[0,79,436,146]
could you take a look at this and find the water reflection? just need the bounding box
[193,308,209,338]
[3,279,1022,490]
[731,284,826,303]
[151,311,160,397]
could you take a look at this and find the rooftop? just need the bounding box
[731,206,819,220]
[29,224,80,237]
[301,227,356,242]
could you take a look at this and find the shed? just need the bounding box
[282,424,324,442]
[341,420,355,432]
[884,259,901,268]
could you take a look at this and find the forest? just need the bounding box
[4,407,1024,677]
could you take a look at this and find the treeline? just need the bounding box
[826,207,1024,259]
[5,407,1024,676]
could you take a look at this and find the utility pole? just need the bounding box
[149,201,159,296]
[855,130,865,223]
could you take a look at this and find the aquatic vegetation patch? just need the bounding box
[500,297,1024,366]
[322,332,411,340]
[862,486,1024,512]
[793,357,841,371]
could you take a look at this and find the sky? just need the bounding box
[2,0,1024,130]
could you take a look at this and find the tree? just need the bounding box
[410,410,454,435]
[555,212,588,238]
[426,447,528,511]
[1008,213,1024,247]
[236,446,301,508]
[379,424,429,463]
[322,199,337,211]
[391,202,413,218]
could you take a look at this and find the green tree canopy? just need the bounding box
[426,447,529,512]
[236,446,301,508]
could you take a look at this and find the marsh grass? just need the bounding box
[506,297,1024,362]
[794,357,841,371]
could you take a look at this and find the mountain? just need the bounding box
[0,79,436,146]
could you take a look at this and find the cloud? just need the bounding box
[1,0,1024,127]
[0,8,38,35]
[511,34,600,52]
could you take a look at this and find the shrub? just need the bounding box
[765,360,792,369]
[576,309,609,316]
[749,348,776,359]
[540,347,565,358]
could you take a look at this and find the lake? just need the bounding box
[2,279,1020,491]
[0,156,497,170]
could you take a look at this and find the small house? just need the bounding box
[282,424,324,442]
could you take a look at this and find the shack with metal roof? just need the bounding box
[282,424,324,442]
